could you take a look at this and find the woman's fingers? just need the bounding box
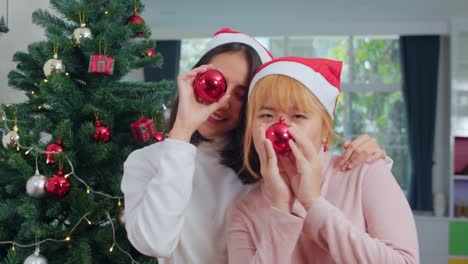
[288,125,318,162]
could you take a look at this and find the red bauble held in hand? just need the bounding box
[265,117,293,154]
[45,169,71,197]
[193,69,227,102]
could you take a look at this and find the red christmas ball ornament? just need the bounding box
[145,49,156,57]
[126,12,145,37]
[193,69,227,103]
[45,169,71,197]
[93,120,111,142]
[265,116,294,154]
[154,131,165,142]
[45,139,64,164]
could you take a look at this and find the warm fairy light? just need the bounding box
[65,72,69,76]
[31,91,35,94]
[44,79,48,83]
[86,188,90,194]
[85,217,92,225]
[25,149,32,155]
[118,199,122,207]
[104,10,109,14]
[65,236,71,241]
[109,244,114,252]
[38,105,42,110]
[11,244,15,251]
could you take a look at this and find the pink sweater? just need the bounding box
[227,152,419,264]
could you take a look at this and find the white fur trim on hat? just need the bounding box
[203,30,272,63]
[248,61,340,118]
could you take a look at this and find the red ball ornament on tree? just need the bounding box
[45,169,71,197]
[93,120,111,142]
[126,12,145,37]
[154,131,165,142]
[145,49,156,57]
[193,69,227,103]
[45,139,64,164]
[265,116,294,154]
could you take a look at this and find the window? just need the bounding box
[180,35,409,190]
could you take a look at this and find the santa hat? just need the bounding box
[202,28,273,63]
[248,57,342,118]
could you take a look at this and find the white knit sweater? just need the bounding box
[121,138,252,264]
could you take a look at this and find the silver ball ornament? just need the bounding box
[43,53,65,77]
[73,23,92,43]
[24,250,48,264]
[26,170,47,198]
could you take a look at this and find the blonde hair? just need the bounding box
[243,74,336,179]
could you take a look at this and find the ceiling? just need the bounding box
[141,0,468,38]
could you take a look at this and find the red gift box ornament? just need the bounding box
[130,117,157,142]
[89,54,114,76]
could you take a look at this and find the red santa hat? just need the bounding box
[248,56,342,118]
[203,28,273,63]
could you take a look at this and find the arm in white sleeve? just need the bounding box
[121,139,197,257]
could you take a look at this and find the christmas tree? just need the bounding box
[0,0,174,263]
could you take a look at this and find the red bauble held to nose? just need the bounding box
[265,116,294,154]
[193,69,227,103]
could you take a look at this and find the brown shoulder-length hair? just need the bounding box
[242,75,336,182]
[167,43,262,184]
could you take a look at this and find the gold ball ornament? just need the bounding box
[43,53,65,77]
[2,125,19,149]
[73,23,92,43]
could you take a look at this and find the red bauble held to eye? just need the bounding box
[265,117,294,154]
[193,69,227,102]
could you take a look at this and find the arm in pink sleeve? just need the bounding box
[304,161,419,264]
[227,203,303,264]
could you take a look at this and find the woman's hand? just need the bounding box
[169,65,232,142]
[336,134,387,171]
[280,125,322,211]
[255,125,293,213]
